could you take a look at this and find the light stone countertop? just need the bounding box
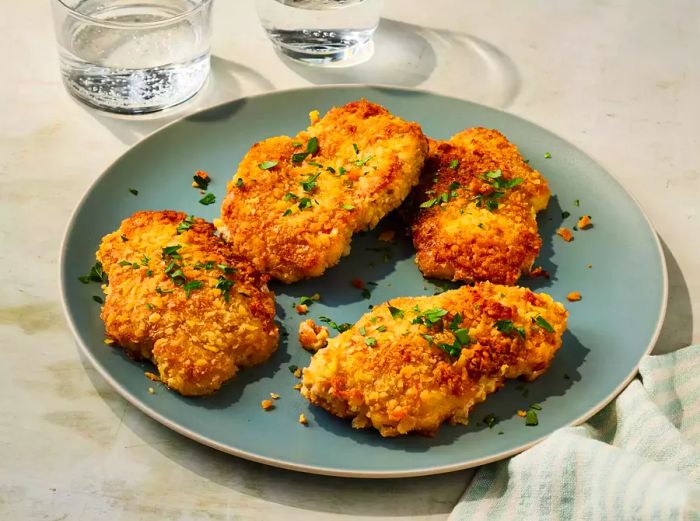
[1,1,698,519]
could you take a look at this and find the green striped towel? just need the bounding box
[451,345,700,520]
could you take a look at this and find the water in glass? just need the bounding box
[257,0,383,65]
[52,0,212,114]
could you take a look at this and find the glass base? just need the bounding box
[268,30,375,66]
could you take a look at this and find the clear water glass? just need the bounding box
[257,0,383,66]
[50,0,213,114]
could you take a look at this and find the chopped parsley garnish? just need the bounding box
[422,334,434,344]
[183,280,204,298]
[421,307,449,325]
[118,260,132,267]
[292,152,308,163]
[376,325,386,332]
[299,295,318,306]
[306,136,318,154]
[140,255,150,266]
[199,193,216,205]
[342,204,355,210]
[325,166,336,174]
[338,166,346,175]
[300,172,320,192]
[120,234,128,242]
[193,260,216,270]
[162,245,182,260]
[361,288,371,299]
[288,365,299,373]
[354,155,373,167]
[575,199,580,207]
[298,197,313,211]
[544,152,552,159]
[283,209,293,216]
[79,262,107,284]
[449,313,463,331]
[128,188,138,196]
[437,342,462,357]
[365,337,377,347]
[483,414,499,428]
[193,173,210,189]
[215,276,234,301]
[236,178,244,188]
[388,305,404,319]
[359,326,366,336]
[319,316,352,333]
[155,286,174,294]
[352,143,359,154]
[495,319,526,338]
[530,403,542,410]
[92,295,104,304]
[291,141,302,148]
[177,215,195,234]
[562,211,571,219]
[284,192,299,201]
[146,270,153,277]
[308,161,323,168]
[164,261,186,285]
[218,264,236,274]
[258,161,278,170]
[525,409,539,426]
[453,328,471,345]
[449,159,459,169]
[533,315,555,333]
[146,303,153,310]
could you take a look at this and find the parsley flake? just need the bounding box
[199,193,216,205]
[449,159,459,169]
[78,262,107,284]
[544,152,552,159]
[215,276,234,301]
[483,414,499,428]
[128,188,138,196]
[352,143,359,154]
[300,172,320,192]
[388,305,404,319]
[183,280,204,298]
[525,409,539,426]
[365,337,377,347]
[176,215,195,234]
[92,295,104,304]
[534,316,555,333]
[236,178,244,188]
[193,173,210,190]
[258,161,278,170]
[342,204,355,210]
[298,197,313,211]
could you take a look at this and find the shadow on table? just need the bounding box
[75,56,275,146]
[652,237,693,354]
[279,17,521,109]
[78,345,469,517]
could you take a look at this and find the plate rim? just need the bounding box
[58,84,669,478]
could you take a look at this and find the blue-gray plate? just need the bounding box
[60,86,667,477]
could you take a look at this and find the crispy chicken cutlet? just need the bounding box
[301,283,567,436]
[411,128,550,285]
[96,210,278,396]
[218,100,428,283]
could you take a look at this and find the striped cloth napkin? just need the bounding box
[450,345,700,521]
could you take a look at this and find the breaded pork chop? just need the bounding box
[97,210,278,396]
[411,128,550,285]
[301,283,567,437]
[218,100,428,283]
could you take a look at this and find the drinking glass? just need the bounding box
[50,0,213,114]
[256,0,383,66]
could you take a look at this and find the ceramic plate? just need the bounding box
[60,86,666,477]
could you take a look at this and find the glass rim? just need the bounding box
[53,0,213,29]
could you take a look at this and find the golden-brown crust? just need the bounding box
[219,99,428,283]
[411,128,550,285]
[301,283,567,437]
[96,210,279,396]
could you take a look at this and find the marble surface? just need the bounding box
[1,1,698,519]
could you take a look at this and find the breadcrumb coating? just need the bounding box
[96,210,278,396]
[411,128,550,285]
[301,283,567,437]
[219,99,428,283]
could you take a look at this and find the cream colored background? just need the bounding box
[1,1,697,519]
